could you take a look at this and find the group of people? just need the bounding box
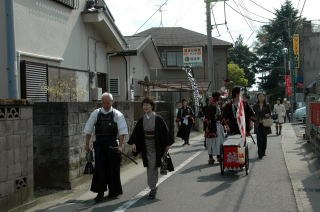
[83,89,288,203]
[84,93,173,202]
[182,87,287,163]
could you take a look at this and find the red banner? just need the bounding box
[286,86,293,96]
[284,75,292,87]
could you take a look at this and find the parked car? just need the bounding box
[293,106,306,123]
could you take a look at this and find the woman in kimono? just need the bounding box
[128,97,173,199]
[204,92,225,164]
[253,93,272,159]
[176,99,194,145]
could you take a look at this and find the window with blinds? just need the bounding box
[52,0,79,9]
[109,78,119,96]
[20,61,48,102]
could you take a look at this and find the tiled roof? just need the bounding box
[136,27,232,47]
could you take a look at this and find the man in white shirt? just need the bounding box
[84,92,128,202]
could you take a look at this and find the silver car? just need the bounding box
[293,106,306,123]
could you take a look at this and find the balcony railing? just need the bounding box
[52,0,79,9]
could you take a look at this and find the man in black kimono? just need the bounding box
[84,92,128,202]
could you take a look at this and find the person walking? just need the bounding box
[83,93,128,203]
[284,99,291,122]
[204,92,225,165]
[273,98,286,135]
[176,99,194,145]
[128,97,173,199]
[253,93,272,159]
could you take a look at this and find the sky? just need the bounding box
[105,0,318,90]
[106,0,319,48]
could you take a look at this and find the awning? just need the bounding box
[138,80,210,93]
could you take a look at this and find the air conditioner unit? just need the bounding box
[91,87,102,101]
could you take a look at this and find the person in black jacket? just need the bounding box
[253,93,272,159]
[176,99,194,145]
[128,97,173,199]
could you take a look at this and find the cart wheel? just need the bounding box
[245,145,249,175]
[220,144,224,175]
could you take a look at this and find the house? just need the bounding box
[108,35,162,101]
[0,0,127,102]
[301,20,320,143]
[136,27,232,101]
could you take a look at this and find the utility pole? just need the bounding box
[205,0,226,95]
[287,15,296,115]
[206,0,214,95]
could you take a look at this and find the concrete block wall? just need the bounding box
[33,101,175,190]
[0,102,33,212]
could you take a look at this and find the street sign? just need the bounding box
[183,47,203,67]
[292,34,300,68]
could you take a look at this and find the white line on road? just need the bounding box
[113,150,203,212]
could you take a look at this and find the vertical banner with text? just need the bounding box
[293,34,300,69]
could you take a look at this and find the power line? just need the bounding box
[173,0,184,26]
[134,0,169,34]
[293,0,307,34]
[224,1,235,43]
[247,0,289,20]
[225,2,269,24]
[232,0,255,33]
[236,0,271,21]
[173,0,197,26]
[211,3,221,37]
[245,31,255,44]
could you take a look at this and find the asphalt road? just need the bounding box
[35,132,298,212]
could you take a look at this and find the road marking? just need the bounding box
[113,151,202,212]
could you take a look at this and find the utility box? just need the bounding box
[91,88,102,101]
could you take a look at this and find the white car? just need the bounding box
[293,106,306,123]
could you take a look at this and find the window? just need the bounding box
[52,0,79,9]
[20,61,48,102]
[161,51,183,67]
[109,78,120,96]
[97,73,107,93]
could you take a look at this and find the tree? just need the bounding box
[228,63,248,88]
[255,0,303,102]
[228,35,258,87]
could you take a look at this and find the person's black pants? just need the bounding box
[91,141,122,195]
[257,124,267,157]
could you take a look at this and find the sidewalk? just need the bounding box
[19,131,203,212]
[282,123,320,212]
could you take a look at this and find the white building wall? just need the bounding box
[0,0,8,99]
[11,0,110,101]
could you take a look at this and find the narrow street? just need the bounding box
[33,129,298,212]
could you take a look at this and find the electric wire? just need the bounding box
[234,0,271,21]
[247,0,289,20]
[211,3,221,37]
[173,0,197,26]
[225,2,269,24]
[232,0,255,34]
[134,0,169,34]
[224,1,235,43]
[293,0,307,34]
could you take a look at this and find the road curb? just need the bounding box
[281,124,312,212]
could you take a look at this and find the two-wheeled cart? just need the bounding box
[220,135,249,175]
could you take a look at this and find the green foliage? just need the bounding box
[255,0,303,100]
[228,35,258,87]
[228,63,248,88]
[42,76,87,102]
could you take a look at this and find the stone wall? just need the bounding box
[0,101,33,212]
[33,101,175,190]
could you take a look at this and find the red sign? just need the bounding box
[284,75,292,87]
[224,146,239,168]
[286,86,293,96]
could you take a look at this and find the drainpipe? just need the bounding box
[5,0,18,99]
[121,55,129,101]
